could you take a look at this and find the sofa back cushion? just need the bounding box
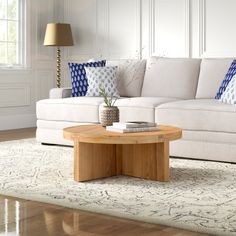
[106,59,146,97]
[196,58,234,98]
[141,57,201,99]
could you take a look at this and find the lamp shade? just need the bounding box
[44,23,74,46]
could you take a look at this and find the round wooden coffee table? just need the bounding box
[64,125,182,182]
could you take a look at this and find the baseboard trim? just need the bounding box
[0,114,36,131]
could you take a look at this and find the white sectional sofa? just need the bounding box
[36,57,236,163]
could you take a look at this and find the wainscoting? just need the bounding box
[60,0,236,60]
[0,0,56,130]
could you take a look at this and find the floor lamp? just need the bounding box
[44,23,74,88]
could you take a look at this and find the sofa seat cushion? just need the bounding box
[101,97,179,122]
[37,97,104,123]
[155,99,236,133]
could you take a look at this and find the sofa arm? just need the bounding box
[49,87,72,99]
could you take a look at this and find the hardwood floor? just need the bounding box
[0,127,36,142]
[0,128,211,236]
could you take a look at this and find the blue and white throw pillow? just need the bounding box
[215,59,236,99]
[85,66,119,97]
[68,60,106,97]
[219,74,236,105]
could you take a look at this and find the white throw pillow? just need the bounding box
[106,59,146,97]
[219,74,236,105]
[141,57,201,99]
[85,66,119,97]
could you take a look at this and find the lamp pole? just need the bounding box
[56,47,61,88]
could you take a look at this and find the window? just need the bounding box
[0,0,26,68]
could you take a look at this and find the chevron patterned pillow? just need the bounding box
[219,74,236,105]
[215,59,236,99]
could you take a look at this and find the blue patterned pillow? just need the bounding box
[85,66,119,97]
[219,74,236,105]
[215,59,236,99]
[68,60,106,97]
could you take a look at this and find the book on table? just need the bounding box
[112,121,156,129]
[106,121,158,133]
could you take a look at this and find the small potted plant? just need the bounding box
[99,87,119,126]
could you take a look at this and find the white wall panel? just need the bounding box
[35,0,55,61]
[0,84,30,108]
[61,0,236,59]
[152,0,189,57]
[141,0,151,58]
[64,0,98,60]
[190,0,199,58]
[63,0,141,61]
[105,0,141,59]
[0,0,56,130]
[61,0,190,59]
[200,0,236,57]
[36,71,55,100]
[0,114,36,130]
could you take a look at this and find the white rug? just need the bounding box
[0,139,236,235]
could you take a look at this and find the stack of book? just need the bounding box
[106,121,158,133]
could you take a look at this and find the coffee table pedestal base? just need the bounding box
[74,141,169,182]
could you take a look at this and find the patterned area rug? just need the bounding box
[0,139,236,236]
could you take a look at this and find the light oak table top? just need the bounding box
[64,124,182,144]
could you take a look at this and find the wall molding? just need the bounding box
[149,0,155,56]
[149,0,190,57]
[197,0,236,57]
[0,114,36,130]
[106,0,110,58]
[198,0,206,57]
[59,0,236,60]
[136,0,142,59]
[61,0,190,60]
[0,83,31,108]
[105,0,141,59]
[0,0,56,131]
[185,0,190,57]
